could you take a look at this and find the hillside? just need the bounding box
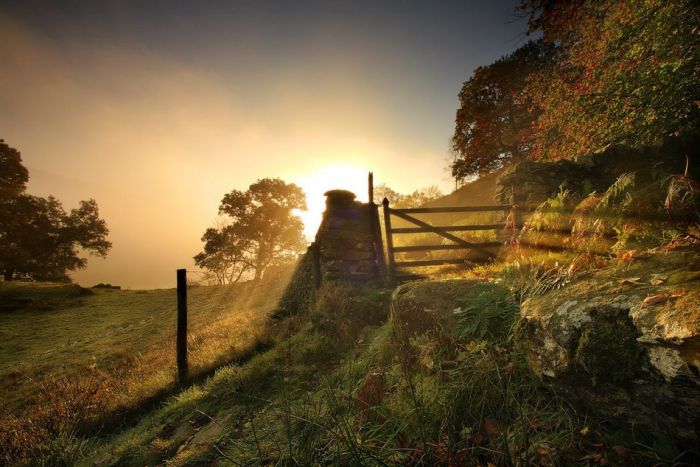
[0,275,291,463]
[76,242,700,466]
[426,168,504,208]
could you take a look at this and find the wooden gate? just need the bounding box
[381,199,518,282]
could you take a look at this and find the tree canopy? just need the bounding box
[0,140,111,281]
[451,41,555,180]
[523,0,700,160]
[0,139,29,199]
[450,0,699,182]
[195,178,307,283]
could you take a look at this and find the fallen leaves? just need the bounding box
[620,249,640,261]
[643,289,685,306]
[671,288,685,298]
[643,293,671,305]
[649,273,668,286]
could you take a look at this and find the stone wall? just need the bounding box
[273,189,384,318]
[495,136,696,208]
[315,190,381,282]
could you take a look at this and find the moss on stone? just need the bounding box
[667,270,700,285]
[573,307,644,386]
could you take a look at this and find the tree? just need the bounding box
[0,140,111,281]
[193,225,252,285]
[373,183,444,208]
[522,0,700,160]
[0,139,29,199]
[451,41,556,181]
[196,178,307,281]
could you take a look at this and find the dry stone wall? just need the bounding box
[315,190,380,282]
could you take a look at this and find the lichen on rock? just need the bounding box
[514,245,700,443]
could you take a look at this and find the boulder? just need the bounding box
[390,279,513,342]
[515,246,700,444]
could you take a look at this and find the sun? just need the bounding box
[294,164,370,240]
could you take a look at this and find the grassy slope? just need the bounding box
[81,282,585,466]
[0,276,288,434]
[80,246,700,466]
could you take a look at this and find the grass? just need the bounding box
[0,273,290,464]
[3,175,698,464]
[59,277,654,466]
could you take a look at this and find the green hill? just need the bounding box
[0,276,289,463]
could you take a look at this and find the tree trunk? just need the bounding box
[254,243,265,280]
[3,268,14,281]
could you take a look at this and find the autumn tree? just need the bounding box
[522,0,700,160]
[196,178,307,282]
[0,140,111,281]
[451,41,556,181]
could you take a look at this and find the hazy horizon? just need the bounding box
[1,0,528,288]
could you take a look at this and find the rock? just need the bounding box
[390,279,514,342]
[515,246,700,444]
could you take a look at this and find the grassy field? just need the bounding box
[0,273,290,462]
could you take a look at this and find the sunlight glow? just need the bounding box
[294,164,370,240]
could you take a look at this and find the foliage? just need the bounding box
[373,183,443,208]
[0,139,28,199]
[499,259,574,301]
[571,173,636,251]
[193,224,252,284]
[663,165,700,221]
[451,40,556,180]
[197,178,307,281]
[453,284,518,340]
[0,140,111,282]
[522,0,700,160]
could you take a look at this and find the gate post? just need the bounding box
[382,198,396,284]
[176,268,188,385]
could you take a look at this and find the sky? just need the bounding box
[0,0,529,289]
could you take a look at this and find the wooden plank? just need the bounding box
[390,210,494,260]
[391,223,507,234]
[392,205,511,214]
[395,258,491,267]
[393,242,502,252]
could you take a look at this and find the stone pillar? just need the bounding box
[314,190,380,282]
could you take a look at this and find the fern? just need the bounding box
[596,172,635,211]
[453,287,518,341]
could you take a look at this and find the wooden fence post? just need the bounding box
[514,204,523,229]
[368,171,374,203]
[176,268,188,385]
[382,198,396,284]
